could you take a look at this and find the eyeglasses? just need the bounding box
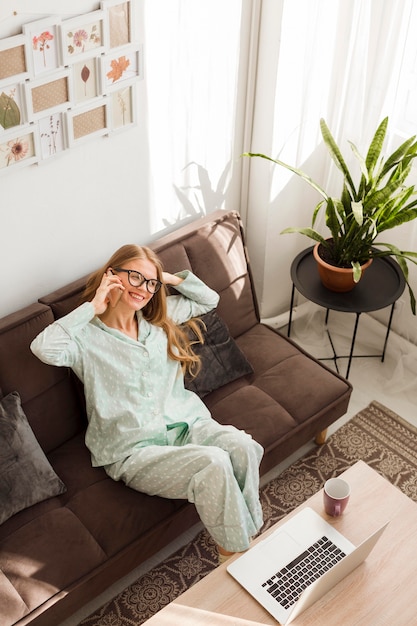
[113,268,162,294]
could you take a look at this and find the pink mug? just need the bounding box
[323,478,350,517]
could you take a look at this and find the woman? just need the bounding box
[31,244,264,562]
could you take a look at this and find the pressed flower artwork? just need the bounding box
[107,55,130,83]
[0,131,35,169]
[0,7,142,171]
[0,86,22,129]
[73,58,99,103]
[23,19,61,75]
[111,84,133,129]
[103,46,141,90]
[39,113,65,158]
[66,21,102,57]
[32,30,57,73]
[33,31,54,61]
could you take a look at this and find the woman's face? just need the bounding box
[114,258,160,312]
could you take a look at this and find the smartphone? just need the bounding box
[107,269,123,308]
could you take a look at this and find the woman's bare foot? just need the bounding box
[217,544,236,565]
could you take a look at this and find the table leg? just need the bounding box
[346,312,361,379]
[288,283,296,337]
[381,303,395,362]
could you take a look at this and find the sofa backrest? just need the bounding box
[152,210,259,337]
[0,303,86,453]
[39,210,260,337]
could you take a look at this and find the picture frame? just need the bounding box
[72,56,102,105]
[101,43,143,93]
[0,4,142,172]
[108,81,137,132]
[0,82,27,132]
[101,0,134,49]
[60,10,106,65]
[25,68,72,121]
[0,125,39,173]
[37,111,67,161]
[0,35,30,88]
[66,98,109,146]
[23,17,62,76]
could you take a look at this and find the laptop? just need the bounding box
[227,507,389,624]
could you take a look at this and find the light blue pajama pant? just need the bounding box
[105,418,264,552]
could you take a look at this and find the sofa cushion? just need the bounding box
[46,433,186,557]
[183,310,254,397]
[0,507,107,617]
[204,323,352,473]
[235,324,350,421]
[0,391,66,525]
[0,571,29,625]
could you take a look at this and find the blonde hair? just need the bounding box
[82,244,204,375]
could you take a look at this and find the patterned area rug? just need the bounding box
[80,401,417,625]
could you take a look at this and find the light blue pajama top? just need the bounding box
[30,271,219,467]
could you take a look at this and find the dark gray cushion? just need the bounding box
[0,391,66,525]
[184,310,254,398]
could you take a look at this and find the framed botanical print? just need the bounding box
[0,3,143,172]
[25,68,72,121]
[60,10,106,65]
[0,125,38,173]
[0,35,30,88]
[0,82,27,131]
[66,98,109,146]
[101,44,143,92]
[23,17,62,76]
[101,0,134,49]
[37,112,67,161]
[108,81,137,132]
[72,56,102,104]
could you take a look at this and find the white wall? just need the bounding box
[2,124,152,313]
[1,1,152,316]
[0,0,248,318]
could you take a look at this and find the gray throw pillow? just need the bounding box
[0,391,66,525]
[184,310,254,398]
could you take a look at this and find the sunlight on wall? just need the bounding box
[270,0,338,203]
[273,0,337,182]
[143,0,241,233]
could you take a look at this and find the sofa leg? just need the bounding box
[315,428,328,445]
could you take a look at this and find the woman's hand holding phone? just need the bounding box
[91,269,124,315]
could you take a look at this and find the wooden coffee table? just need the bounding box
[145,461,417,625]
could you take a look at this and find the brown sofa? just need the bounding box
[0,210,352,626]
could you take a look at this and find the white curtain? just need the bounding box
[246,0,417,347]
[143,0,244,234]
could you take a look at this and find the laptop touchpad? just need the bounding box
[257,530,301,567]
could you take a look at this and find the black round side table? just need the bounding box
[288,246,406,378]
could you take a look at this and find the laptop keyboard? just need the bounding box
[262,535,346,609]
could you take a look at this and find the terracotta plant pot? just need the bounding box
[313,242,373,292]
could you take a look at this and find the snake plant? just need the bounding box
[245,117,417,313]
